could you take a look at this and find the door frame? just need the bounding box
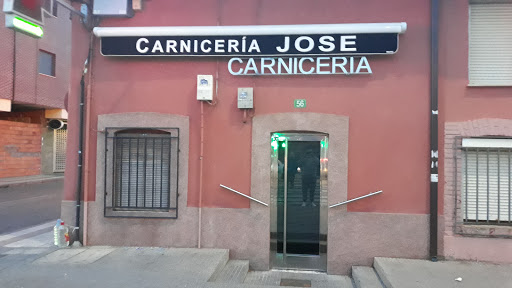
[270,132,328,271]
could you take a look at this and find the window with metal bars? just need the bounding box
[461,139,512,225]
[106,128,179,218]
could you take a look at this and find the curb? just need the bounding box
[0,176,64,189]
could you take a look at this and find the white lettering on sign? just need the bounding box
[295,36,315,53]
[276,36,290,53]
[319,36,335,52]
[136,38,149,53]
[228,39,239,52]
[215,39,225,52]
[201,40,212,53]
[247,39,261,53]
[340,36,357,51]
[152,40,164,53]
[228,56,372,76]
[167,40,177,53]
[133,34,364,55]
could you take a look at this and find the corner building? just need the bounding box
[62,0,512,274]
[0,0,71,178]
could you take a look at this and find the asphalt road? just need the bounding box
[0,180,62,234]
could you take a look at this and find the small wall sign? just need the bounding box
[294,99,306,108]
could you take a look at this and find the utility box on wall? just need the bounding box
[237,88,253,109]
[197,75,214,101]
[93,0,134,17]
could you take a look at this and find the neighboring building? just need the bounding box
[62,0,512,275]
[0,0,71,178]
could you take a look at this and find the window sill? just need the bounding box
[467,82,512,87]
[456,224,512,238]
[39,73,56,79]
[105,207,177,219]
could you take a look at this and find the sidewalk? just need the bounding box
[1,224,512,288]
[0,174,64,188]
[374,257,512,288]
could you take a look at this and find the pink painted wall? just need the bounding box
[438,1,512,262]
[62,3,91,204]
[439,1,512,123]
[65,0,432,216]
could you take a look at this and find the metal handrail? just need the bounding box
[220,184,268,206]
[329,190,383,208]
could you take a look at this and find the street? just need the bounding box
[0,180,62,234]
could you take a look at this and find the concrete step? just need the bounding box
[373,258,393,288]
[209,260,249,283]
[352,266,384,288]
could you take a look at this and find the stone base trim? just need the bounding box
[444,235,512,263]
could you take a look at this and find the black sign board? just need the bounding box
[100,33,399,57]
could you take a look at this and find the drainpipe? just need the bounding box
[74,41,92,244]
[75,61,86,242]
[429,0,439,262]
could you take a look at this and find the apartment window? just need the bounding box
[38,50,55,76]
[105,128,179,218]
[43,0,58,17]
[469,3,512,86]
[462,138,512,225]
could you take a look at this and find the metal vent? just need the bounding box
[53,128,67,172]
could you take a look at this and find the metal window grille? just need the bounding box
[53,128,67,172]
[462,147,512,224]
[105,128,179,217]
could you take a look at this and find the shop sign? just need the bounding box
[94,23,407,76]
[228,56,371,75]
[100,33,398,57]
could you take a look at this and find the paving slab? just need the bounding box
[210,260,249,283]
[0,247,231,288]
[374,257,512,288]
[4,231,54,248]
[33,248,87,264]
[65,247,116,265]
[0,221,54,244]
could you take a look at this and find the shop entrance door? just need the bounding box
[270,133,328,271]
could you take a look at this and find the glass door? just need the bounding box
[270,133,328,271]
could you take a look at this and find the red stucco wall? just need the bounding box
[64,0,433,215]
[438,1,512,216]
[438,1,512,262]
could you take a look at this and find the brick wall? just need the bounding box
[0,120,42,178]
[444,118,512,238]
[0,6,14,100]
[0,0,71,108]
[36,5,72,109]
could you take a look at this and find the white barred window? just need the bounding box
[462,138,512,224]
